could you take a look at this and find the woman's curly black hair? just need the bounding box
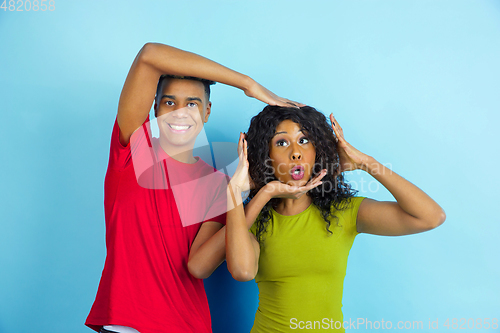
[246,105,357,243]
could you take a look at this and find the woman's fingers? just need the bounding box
[271,174,328,199]
[237,132,243,155]
[302,181,323,192]
[238,133,248,167]
[331,114,344,139]
[239,133,247,154]
[243,136,248,163]
[231,133,252,191]
[306,169,327,188]
[288,180,323,196]
[330,114,346,143]
[314,169,327,182]
[286,170,328,196]
[330,114,339,142]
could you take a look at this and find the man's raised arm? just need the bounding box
[117,43,301,146]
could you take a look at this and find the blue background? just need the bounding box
[1,0,499,332]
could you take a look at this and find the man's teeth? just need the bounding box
[170,124,190,130]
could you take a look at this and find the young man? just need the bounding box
[85,43,299,333]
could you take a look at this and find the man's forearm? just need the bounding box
[140,42,253,91]
[189,185,271,279]
[187,186,270,279]
[187,225,227,280]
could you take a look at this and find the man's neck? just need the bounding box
[159,138,197,164]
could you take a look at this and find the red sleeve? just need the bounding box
[107,117,132,170]
[108,116,151,171]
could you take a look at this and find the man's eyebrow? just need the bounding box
[160,94,176,100]
[187,97,203,103]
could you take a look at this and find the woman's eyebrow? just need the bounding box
[272,129,306,137]
[272,131,287,137]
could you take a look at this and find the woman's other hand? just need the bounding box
[330,114,371,172]
[229,132,253,192]
[262,169,326,200]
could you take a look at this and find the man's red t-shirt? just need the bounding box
[85,117,228,333]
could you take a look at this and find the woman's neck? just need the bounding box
[275,195,312,216]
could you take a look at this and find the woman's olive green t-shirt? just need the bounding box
[250,197,365,332]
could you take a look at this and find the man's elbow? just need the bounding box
[136,42,158,66]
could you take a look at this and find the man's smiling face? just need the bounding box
[155,78,211,149]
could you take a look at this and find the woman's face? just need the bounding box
[269,120,316,186]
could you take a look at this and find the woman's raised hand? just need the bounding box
[263,169,327,200]
[330,114,371,172]
[229,132,253,192]
[244,79,305,108]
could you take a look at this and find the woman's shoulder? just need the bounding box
[329,196,365,231]
[331,196,365,214]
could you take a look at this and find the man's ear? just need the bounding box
[204,101,212,123]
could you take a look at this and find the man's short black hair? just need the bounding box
[154,74,215,109]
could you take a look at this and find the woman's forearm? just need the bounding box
[226,184,275,281]
[225,185,264,281]
[364,157,446,227]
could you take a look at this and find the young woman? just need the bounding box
[226,105,446,332]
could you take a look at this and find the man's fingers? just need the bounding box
[284,99,302,109]
[280,102,299,109]
[270,97,304,109]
